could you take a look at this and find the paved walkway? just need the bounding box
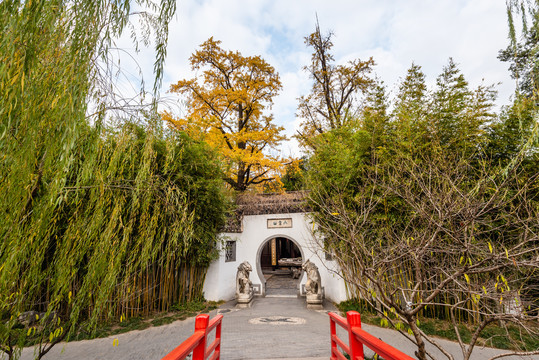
[264,272,299,297]
[20,297,539,360]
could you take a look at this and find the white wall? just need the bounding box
[203,212,348,303]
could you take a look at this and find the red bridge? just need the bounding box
[329,311,414,360]
[162,311,414,360]
[161,314,223,360]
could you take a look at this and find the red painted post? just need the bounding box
[347,311,364,360]
[192,314,209,360]
[330,316,337,360]
[214,317,222,359]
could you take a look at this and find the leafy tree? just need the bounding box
[429,58,496,154]
[394,64,428,120]
[307,128,370,196]
[1,117,228,360]
[311,145,539,360]
[487,98,537,161]
[499,28,539,98]
[496,2,539,164]
[500,1,539,98]
[360,79,391,153]
[392,63,429,151]
[496,1,539,172]
[306,61,539,360]
[297,22,374,147]
[0,1,212,359]
[164,38,286,192]
[280,157,308,192]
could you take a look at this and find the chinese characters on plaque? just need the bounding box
[267,218,292,229]
[271,239,277,266]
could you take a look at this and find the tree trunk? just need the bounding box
[236,103,247,191]
[408,315,428,360]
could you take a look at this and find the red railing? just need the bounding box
[329,311,415,360]
[161,314,223,360]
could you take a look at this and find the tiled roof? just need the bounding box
[222,191,309,233]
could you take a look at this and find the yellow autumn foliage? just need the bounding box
[163,38,291,191]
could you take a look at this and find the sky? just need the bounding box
[125,0,516,157]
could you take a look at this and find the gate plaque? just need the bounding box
[267,218,292,229]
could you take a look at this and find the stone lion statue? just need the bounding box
[236,261,253,296]
[302,260,322,295]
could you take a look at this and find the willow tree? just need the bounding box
[163,38,286,192]
[0,1,183,359]
[496,1,539,175]
[503,0,539,98]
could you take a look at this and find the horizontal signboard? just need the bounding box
[267,218,292,228]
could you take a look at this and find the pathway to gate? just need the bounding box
[21,297,539,360]
[264,270,298,297]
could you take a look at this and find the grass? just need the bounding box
[336,300,539,352]
[22,300,223,346]
[76,301,222,341]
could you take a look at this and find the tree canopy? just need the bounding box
[297,22,374,147]
[163,38,287,192]
[0,2,231,359]
[306,60,539,360]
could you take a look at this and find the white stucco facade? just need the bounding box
[203,212,348,303]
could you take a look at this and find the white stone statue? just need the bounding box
[302,260,322,295]
[236,261,253,307]
[302,260,323,309]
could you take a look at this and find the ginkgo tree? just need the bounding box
[163,38,287,191]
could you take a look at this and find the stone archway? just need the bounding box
[255,235,304,296]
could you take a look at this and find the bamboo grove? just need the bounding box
[297,12,539,358]
[305,60,539,360]
[0,2,229,359]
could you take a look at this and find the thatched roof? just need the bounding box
[236,191,309,215]
[222,191,309,233]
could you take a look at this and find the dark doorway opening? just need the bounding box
[260,237,302,296]
[260,237,301,271]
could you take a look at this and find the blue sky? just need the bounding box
[126,0,516,156]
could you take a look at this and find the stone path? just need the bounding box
[264,272,299,297]
[20,297,539,360]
